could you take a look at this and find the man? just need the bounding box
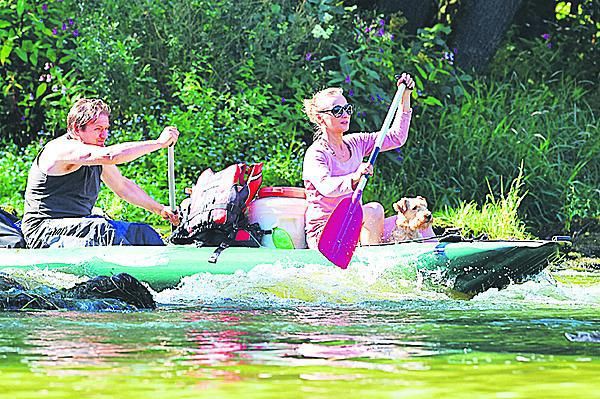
[21,98,180,248]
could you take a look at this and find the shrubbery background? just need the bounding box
[1,0,598,235]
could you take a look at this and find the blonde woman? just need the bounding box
[302,73,434,249]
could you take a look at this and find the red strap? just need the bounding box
[245,163,263,206]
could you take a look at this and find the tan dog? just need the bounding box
[390,196,433,242]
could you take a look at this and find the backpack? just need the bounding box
[170,163,263,262]
[0,208,26,249]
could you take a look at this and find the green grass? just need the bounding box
[433,168,531,240]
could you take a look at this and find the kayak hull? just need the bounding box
[0,240,560,294]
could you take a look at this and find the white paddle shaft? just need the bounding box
[167,146,176,210]
[356,83,406,192]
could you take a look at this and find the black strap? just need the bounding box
[208,241,229,263]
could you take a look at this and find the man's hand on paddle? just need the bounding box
[157,126,180,148]
[159,205,180,226]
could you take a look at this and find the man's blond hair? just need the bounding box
[67,98,111,134]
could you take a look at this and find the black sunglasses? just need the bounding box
[318,103,354,118]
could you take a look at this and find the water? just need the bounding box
[1,267,599,398]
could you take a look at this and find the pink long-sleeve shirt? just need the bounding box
[302,109,412,249]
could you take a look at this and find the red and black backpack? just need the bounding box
[169,163,263,262]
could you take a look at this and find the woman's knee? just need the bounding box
[363,202,384,221]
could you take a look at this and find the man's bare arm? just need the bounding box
[101,165,179,225]
[57,126,179,166]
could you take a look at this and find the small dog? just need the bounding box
[390,196,433,242]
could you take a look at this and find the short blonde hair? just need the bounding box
[303,87,343,124]
[303,87,343,140]
[67,98,111,134]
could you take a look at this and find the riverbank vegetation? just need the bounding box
[1,0,598,239]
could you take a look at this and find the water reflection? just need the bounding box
[21,312,137,375]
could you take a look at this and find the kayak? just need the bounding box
[0,239,561,294]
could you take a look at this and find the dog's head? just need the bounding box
[392,196,433,231]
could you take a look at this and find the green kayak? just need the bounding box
[0,240,561,294]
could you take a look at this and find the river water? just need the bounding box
[1,265,599,398]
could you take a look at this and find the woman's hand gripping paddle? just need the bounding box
[167,146,177,230]
[318,83,406,269]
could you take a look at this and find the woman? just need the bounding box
[302,73,434,249]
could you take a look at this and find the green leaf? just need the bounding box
[0,21,11,29]
[415,64,427,79]
[36,82,47,98]
[17,0,26,17]
[46,48,56,62]
[22,40,33,51]
[14,46,27,62]
[0,43,13,64]
[422,96,443,106]
[365,69,380,81]
[29,49,38,66]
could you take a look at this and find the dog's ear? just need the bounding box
[417,195,428,207]
[393,198,409,213]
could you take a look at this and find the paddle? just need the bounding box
[167,146,176,228]
[318,83,406,269]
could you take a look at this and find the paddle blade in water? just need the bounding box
[318,196,363,269]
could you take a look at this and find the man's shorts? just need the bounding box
[25,216,164,249]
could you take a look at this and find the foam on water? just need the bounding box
[154,260,449,305]
[3,261,599,308]
[472,271,600,306]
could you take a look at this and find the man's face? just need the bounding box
[75,113,110,146]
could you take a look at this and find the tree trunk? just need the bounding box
[450,0,524,72]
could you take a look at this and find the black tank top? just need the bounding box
[21,145,103,234]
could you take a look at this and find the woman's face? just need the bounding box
[316,94,351,134]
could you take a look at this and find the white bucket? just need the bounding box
[248,188,308,249]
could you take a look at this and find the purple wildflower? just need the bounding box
[344,75,351,84]
[365,27,371,33]
[376,94,384,103]
[39,75,45,82]
[547,42,552,48]
[69,18,74,26]
[379,48,383,53]
[45,74,52,82]
[390,34,395,41]
[348,89,354,97]
[42,4,48,12]
[281,97,286,104]
[377,28,385,37]
[361,111,367,118]
[52,28,57,35]
[453,47,458,54]
[62,23,67,31]
[369,95,375,102]
[394,147,403,162]
[73,29,79,37]
[305,52,312,61]
[21,116,26,121]
[542,33,550,41]
[379,19,385,26]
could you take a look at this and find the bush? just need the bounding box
[0,0,88,145]
[0,0,597,237]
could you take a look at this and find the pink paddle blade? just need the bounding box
[318,196,363,269]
